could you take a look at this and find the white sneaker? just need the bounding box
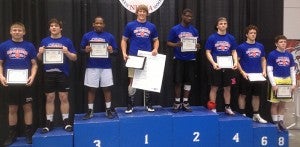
[211,109,217,113]
[146,106,155,112]
[253,114,267,123]
[225,107,235,115]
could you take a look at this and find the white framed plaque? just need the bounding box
[276,85,292,98]
[90,42,108,58]
[6,69,28,84]
[217,56,233,68]
[181,37,197,52]
[125,55,146,70]
[43,47,63,64]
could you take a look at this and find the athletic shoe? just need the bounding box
[182,102,192,112]
[172,102,182,113]
[82,109,94,120]
[125,104,133,114]
[146,104,155,112]
[211,109,217,113]
[63,118,73,132]
[278,120,287,131]
[225,106,235,115]
[42,120,53,133]
[106,108,115,119]
[253,114,267,123]
[3,126,17,146]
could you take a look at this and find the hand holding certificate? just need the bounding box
[181,37,197,52]
[216,56,233,68]
[43,47,64,64]
[90,42,108,58]
[125,56,146,69]
[276,85,292,98]
[6,69,28,84]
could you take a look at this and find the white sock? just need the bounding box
[278,115,284,121]
[46,114,53,121]
[175,98,180,102]
[272,115,278,122]
[62,113,69,120]
[183,98,188,102]
[106,102,111,109]
[88,104,94,110]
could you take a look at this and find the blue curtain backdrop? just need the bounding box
[0,0,283,143]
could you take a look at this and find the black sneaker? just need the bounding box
[3,126,17,146]
[146,104,155,112]
[172,102,182,113]
[106,108,115,119]
[125,104,133,114]
[278,120,287,131]
[182,102,192,112]
[82,109,94,120]
[25,125,33,144]
[42,120,53,134]
[63,118,73,132]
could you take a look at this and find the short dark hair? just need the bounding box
[215,17,227,30]
[244,25,258,34]
[136,4,148,14]
[10,22,26,32]
[274,35,287,43]
[48,18,63,28]
[182,8,193,15]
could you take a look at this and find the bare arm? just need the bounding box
[261,57,267,77]
[206,50,220,70]
[121,36,128,61]
[27,59,38,86]
[62,46,77,61]
[0,60,7,86]
[231,50,238,70]
[152,38,159,56]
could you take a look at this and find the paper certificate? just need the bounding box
[247,73,266,82]
[276,85,292,98]
[181,37,197,52]
[217,56,233,68]
[90,42,108,58]
[43,48,63,64]
[6,69,28,84]
[132,50,166,93]
[125,56,146,69]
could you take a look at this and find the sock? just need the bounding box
[46,114,54,121]
[175,98,180,103]
[106,102,111,109]
[272,115,278,122]
[253,111,259,114]
[239,109,245,114]
[88,104,94,110]
[278,115,284,121]
[62,113,69,120]
[183,98,188,103]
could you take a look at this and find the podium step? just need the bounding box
[9,137,31,147]
[74,112,119,147]
[32,128,73,147]
[253,122,278,147]
[116,105,173,147]
[169,106,219,147]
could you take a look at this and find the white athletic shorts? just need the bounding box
[84,68,113,88]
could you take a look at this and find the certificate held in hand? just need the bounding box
[276,85,292,99]
[216,56,233,69]
[181,37,197,52]
[43,47,64,64]
[125,55,146,70]
[6,69,28,84]
[89,42,108,58]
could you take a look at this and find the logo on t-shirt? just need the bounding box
[178,32,193,38]
[90,38,105,42]
[7,48,28,59]
[246,48,261,58]
[276,56,290,66]
[47,43,63,47]
[134,27,150,38]
[215,41,231,51]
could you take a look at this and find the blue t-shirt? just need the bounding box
[123,20,158,55]
[205,33,237,62]
[167,24,199,60]
[237,42,265,73]
[267,49,295,77]
[80,31,118,68]
[0,40,37,75]
[40,36,77,76]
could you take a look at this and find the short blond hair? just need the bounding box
[136,4,148,14]
[10,22,26,32]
